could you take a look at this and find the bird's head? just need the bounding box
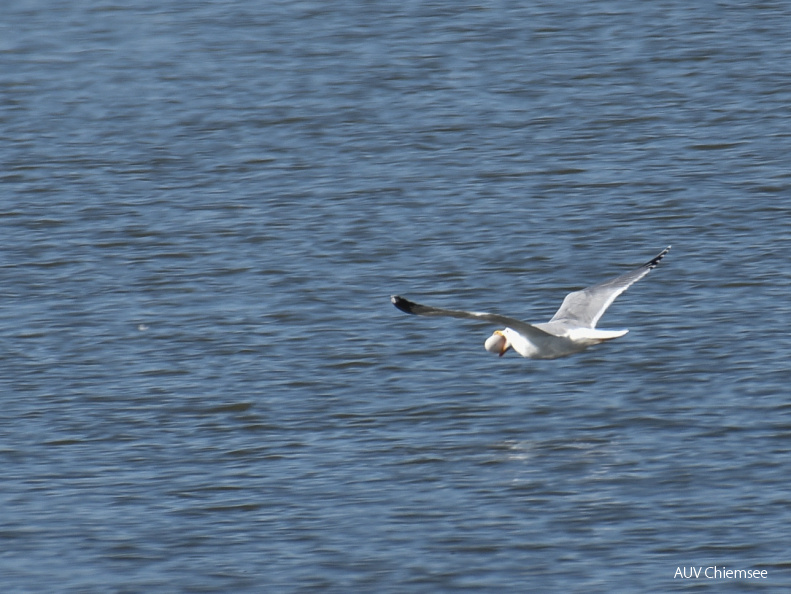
[484,330,512,357]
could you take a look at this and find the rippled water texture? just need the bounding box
[2,1,791,591]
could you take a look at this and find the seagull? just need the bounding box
[391,246,670,359]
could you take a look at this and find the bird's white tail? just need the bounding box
[567,328,628,343]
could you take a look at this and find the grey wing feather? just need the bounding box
[391,295,554,341]
[549,246,670,328]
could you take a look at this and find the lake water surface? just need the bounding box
[2,1,791,591]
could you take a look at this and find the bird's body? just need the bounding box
[391,246,670,360]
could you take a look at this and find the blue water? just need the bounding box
[2,1,791,591]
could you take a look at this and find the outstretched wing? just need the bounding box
[549,246,670,328]
[391,295,555,342]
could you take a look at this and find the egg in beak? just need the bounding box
[484,330,511,357]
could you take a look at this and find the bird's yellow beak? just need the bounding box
[494,330,511,357]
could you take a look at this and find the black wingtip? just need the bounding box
[646,245,671,269]
[391,295,416,315]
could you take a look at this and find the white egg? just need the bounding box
[484,332,506,353]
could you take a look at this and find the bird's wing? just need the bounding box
[391,295,555,341]
[549,246,670,328]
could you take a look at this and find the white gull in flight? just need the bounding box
[391,246,670,360]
